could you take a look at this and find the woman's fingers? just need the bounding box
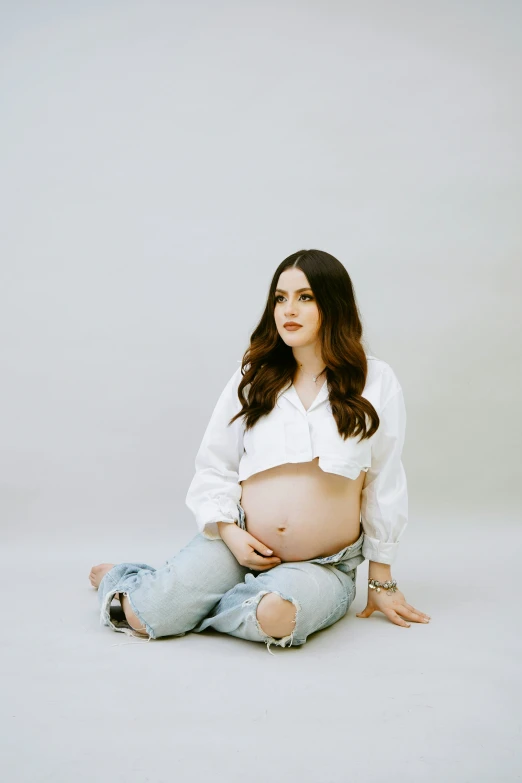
[394,605,431,624]
[405,603,431,620]
[248,561,280,571]
[246,548,281,570]
[250,560,281,569]
[247,535,275,557]
[387,610,411,627]
[358,602,431,626]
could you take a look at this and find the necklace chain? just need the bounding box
[297,365,327,384]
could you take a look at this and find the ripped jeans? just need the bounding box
[97,503,365,655]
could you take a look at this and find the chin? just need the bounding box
[280,333,306,345]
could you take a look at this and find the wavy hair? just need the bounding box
[229,249,380,442]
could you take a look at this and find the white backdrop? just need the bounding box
[1,1,520,537]
[2,4,522,783]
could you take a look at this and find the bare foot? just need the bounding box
[89,563,116,592]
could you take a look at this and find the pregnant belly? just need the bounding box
[239,457,366,562]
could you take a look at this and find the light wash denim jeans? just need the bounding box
[98,503,365,654]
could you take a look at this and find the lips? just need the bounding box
[284,324,302,330]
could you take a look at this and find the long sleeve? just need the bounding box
[185,366,245,540]
[360,386,408,565]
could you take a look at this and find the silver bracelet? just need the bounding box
[368,578,398,595]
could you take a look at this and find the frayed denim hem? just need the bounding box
[99,587,158,644]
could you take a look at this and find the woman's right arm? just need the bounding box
[185,366,281,569]
[185,366,245,540]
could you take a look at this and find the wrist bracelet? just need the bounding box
[368,578,398,595]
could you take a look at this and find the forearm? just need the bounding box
[216,520,237,540]
[368,561,392,581]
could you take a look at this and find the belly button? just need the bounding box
[277,527,286,533]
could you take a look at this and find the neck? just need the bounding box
[292,347,326,380]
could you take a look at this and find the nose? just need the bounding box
[284,301,298,317]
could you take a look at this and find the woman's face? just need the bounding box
[274,268,321,347]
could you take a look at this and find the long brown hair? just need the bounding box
[229,249,380,442]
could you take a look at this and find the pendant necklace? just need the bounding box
[298,365,327,384]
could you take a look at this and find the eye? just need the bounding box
[275,294,314,303]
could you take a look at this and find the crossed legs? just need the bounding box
[123,589,297,639]
[90,562,296,639]
[121,590,297,639]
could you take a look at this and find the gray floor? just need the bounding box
[3,509,521,783]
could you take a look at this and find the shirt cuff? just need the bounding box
[362,535,399,565]
[201,520,237,540]
[198,498,240,540]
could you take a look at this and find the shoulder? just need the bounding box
[366,354,403,405]
[231,361,243,381]
[221,362,243,392]
[224,361,251,397]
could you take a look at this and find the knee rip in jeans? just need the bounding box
[101,589,154,644]
[119,592,154,640]
[242,590,301,656]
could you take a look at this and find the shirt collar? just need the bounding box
[278,379,329,414]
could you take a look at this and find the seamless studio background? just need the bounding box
[1,2,520,782]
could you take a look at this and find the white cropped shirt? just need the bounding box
[185,355,408,565]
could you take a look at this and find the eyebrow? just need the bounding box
[275,287,312,294]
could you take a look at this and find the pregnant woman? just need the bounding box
[89,249,430,653]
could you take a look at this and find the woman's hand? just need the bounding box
[219,523,282,571]
[356,586,431,628]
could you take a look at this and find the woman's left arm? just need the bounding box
[358,378,432,628]
[356,561,431,627]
